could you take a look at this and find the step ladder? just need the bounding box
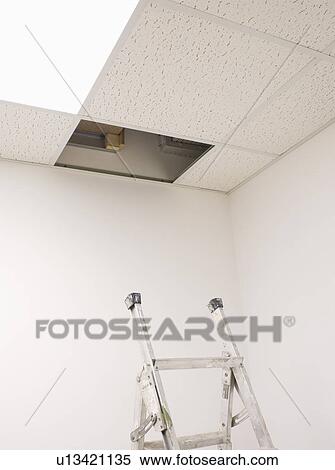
[125,293,274,450]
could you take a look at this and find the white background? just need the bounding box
[0,450,334,469]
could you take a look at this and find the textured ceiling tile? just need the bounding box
[175,0,335,54]
[199,147,276,192]
[176,146,276,191]
[231,60,335,154]
[84,1,289,143]
[254,49,313,108]
[0,102,78,164]
[175,145,276,191]
[300,6,335,53]
[176,145,223,185]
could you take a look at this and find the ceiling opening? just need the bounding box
[55,119,212,183]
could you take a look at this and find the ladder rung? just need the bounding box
[144,431,224,450]
[154,357,242,370]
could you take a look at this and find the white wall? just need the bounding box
[3,119,334,451]
[0,160,240,449]
[229,124,335,449]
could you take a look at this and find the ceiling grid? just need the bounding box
[1,0,335,192]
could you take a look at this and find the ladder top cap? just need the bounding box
[208,297,223,313]
[125,292,142,309]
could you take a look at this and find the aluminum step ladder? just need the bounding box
[125,293,274,450]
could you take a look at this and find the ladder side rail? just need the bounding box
[208,297,275,450]
[233,366,274,449]
[129,301,172,423]
[131,382,147,450]
[220,368,234,449]
[125,293,180,449]
[208,298,240,358]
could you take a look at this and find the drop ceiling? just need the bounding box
[0,101,78,164]
[1,0,335,192]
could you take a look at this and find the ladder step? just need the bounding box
[144,431,224,450]
[154,357,242,370]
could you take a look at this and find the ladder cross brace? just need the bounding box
[126,293,274,450]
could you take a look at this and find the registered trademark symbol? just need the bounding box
[283,316,296,327]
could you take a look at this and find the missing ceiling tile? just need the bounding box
[55,119,212,183]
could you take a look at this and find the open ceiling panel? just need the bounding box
[56,119,212,183]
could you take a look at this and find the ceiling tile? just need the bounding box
[0,101,78,164]
[231,60,335,154]
[253,49,313,108]
[176,145,222,184]
[84,0,290,143]
[176,145,276,191]
[175,0,335,54]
